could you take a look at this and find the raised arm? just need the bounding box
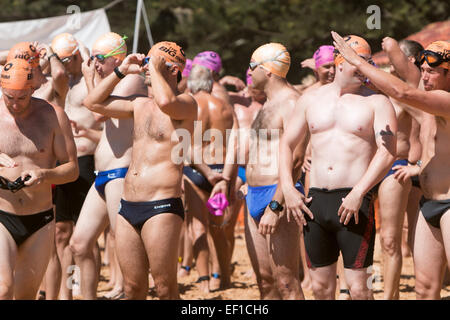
[332,31,450,119]
[149,55,198,121]
[83,54,145,118]
[382,37,421,87]
[39,42,69,103]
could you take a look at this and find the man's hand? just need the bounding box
[338,189,364,225]
[82,57,96,83]
[149,55,170,74]
[206,170,224,186]
[219,76,246,91]
[210,179,229,199]
[258,206,282,235]
[393,164,420,184]
[119,53,146,75]
[284,186,313,226]
[0,153,17,168]
[21,169,46,186]
[301,156,312,173]
[331,31,364,67]
[301,58,316,71]
[381,37,398,53]
[70,120,89,138]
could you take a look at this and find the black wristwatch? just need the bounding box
[269,200,284,213]
[114,66,126,79]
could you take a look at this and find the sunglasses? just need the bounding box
[90,35,128,62]
[249,50,289,71]
[418,50,449,68]
[0,175,31,193]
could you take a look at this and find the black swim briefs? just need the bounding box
[183,164,224,193]
[419,197,450,229]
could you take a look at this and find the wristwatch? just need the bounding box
[47,53,58,62]
[416,160,422,167]
[269,200,283,213]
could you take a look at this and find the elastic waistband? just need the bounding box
[96,167,129,176]
[309,187,374,199]
[248,183,277,190]
[0,207,54,217]
[120,197,182,206]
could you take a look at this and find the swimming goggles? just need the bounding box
[0,175,31,193]
[418,50,449,68]
[90,35,128,62]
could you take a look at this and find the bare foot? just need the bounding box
[209,274,221,292]
[196,276,210,294]
[178,266,191,278]
[104,286,124,300]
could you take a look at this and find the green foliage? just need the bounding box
[0,0,448,83]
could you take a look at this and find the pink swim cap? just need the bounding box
[193,51,222,74]
[246,67,252,86]
[182,58,193,77]
[206,193,229,216]
[313,45,335,69]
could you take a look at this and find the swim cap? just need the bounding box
[246,67,252,86]
[51,33,78,59]
[1,59,33,90]
[425,41,450,70]
[182,58,193,77]
[334,35,371,66]
[193,51,222,74]
[7,42,40,68]
[251,43,291,78]
[92,32,127,61]
[148,41,186,73]
[313,45,335,69]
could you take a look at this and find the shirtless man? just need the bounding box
[280,35,397,300]
[244,43,307,300]
[69,32,147,300]
[332,33,450,299]
[83,41,197,299]
[375,37,424,300]
[182,64,238,292]
[0,58,78,299]
[50,33,102,299]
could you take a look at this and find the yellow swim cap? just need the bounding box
[51,33,78,59]
[92,32,128,61]
[7,42,41,69]
[1,58,33,90]
[334,35,371,66]
[250,43,290,78]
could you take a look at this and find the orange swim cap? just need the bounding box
[250,43,291,78]
[148,41,186,73]
[51,33,78,59]
[334,35,371,66]
[7,42,41,68]
[92,32,127,61]
[1,58,33,90]
[424,41,450,70]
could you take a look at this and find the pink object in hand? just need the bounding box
[206,193,229,216]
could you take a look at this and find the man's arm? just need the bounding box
[332,31,450,119]
[40,43,69,102]
[382,37,421,87]
[149,56,198,121]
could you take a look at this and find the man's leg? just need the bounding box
[406,186,422,254]
[55,220,74,299]
[378,174,411,299]
[343,267,373,300]
[70,184,109,300]
[142,213,183,300]
[268,214,304,300]
[14,221,54,299]
[337,255,351,300]
[44,229,61,300]
[184,178,210,293]
[244,207,280,299]
[413,210,446,299]
[0,223,17,299]
[103,179,126,299]
[441,211,450,272]
[115,214,149,300]
[308,264,337,300]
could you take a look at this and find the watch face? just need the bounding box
[270,201,278,210]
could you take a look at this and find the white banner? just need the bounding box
[0,8,111,51]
